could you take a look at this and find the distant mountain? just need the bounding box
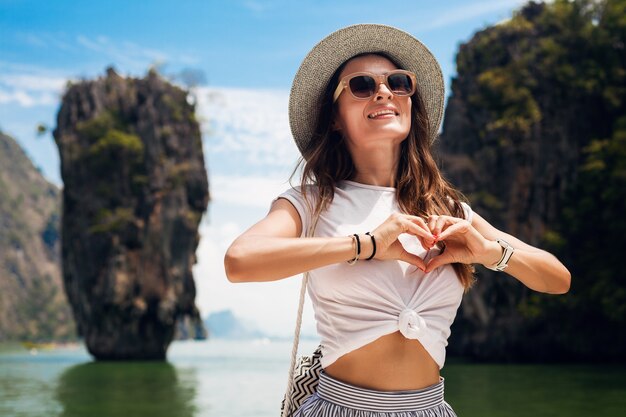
[0,131,75,341]
[204,310,266,339]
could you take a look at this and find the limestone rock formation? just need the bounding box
[0,132,74,341]
[438,0,626,361]
[53,68,209,359]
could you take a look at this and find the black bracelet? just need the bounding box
[353,233,361,258]
[365,232,376,260]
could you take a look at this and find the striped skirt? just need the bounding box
[294,372,457,417]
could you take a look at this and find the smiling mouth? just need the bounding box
[367,109,398,119]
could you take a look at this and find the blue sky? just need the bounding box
[1,0,523,87]
[1,0,529,336]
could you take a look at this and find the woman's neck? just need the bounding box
[349,143,400,187]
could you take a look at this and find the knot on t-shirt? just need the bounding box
[398,309,426,339]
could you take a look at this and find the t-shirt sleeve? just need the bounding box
[273,186,314,237]
[460,201,474,223]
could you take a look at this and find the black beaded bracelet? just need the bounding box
[365,232,376,260]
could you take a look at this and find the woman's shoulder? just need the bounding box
[275,183,322,237]
[276,183,320,213]
[445,195,473,222]
[278,183,319,199]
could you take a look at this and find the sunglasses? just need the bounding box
[332,70,417,103]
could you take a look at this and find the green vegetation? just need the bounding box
[166,162,193,189]
[76,111,118,142]
[468,190,504,211]
[545,114,626,354]
[14,276,76,341]
[539,0,626,359]
[88,207,135,234]
[0,133,70,343]
[473,67,541,143]
[77,111,144,164]
[75,110,146,236]
[457,0,626,359]
[88,130,143,157]
[161,93,185,122]
[36,123,48,136]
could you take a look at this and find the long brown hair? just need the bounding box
[292,53,475,290]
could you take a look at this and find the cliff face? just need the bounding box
[53,68,209,359]
[439,0,626,361]
[0,132,74,341]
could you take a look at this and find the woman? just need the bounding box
[224,24,570,417]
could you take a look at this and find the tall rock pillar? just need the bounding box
[53,68,209,359]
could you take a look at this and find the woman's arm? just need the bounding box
[224,198,435,283]
[424,212,571,294]
[224,198,353,282]
[471,212,570,294]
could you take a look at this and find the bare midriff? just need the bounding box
[323,331,440,391]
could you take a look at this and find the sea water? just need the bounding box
[0,339,624,417]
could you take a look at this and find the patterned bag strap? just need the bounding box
[281,208,320,417]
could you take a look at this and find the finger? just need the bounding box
[407,218,436,248]
[433,216,448,236]
[437,215,464,226]
[405,215,432,234]
[418,218,437,248]
[437,221,470,241]
[399,250,426,271]
[403,219,435,241]
[416,217,432,234]
[425,250,455,272]
[418,237,433,250]
[427,215,438,232]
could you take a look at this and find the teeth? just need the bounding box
[368,109,396,118]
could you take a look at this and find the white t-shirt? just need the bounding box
[277,180,472,369]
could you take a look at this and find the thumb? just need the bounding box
[399,250,426,271]
[425,251,455,273]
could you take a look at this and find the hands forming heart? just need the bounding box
[370,213,497,272]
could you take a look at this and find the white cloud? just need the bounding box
[0,32,194,109]
[0,89,59,107]
[0,62,68,107]
[0,63,313,336]
[196,86,300,170]
[191,85,315,336]
[12,31,195,78]
[18,32,47,47]
[193,221,316,338]
[0,74,66,92]
[16,32,76,51]
[76,34,168,69]
[417,0,527,31]
[211,175,293,208]
[242,1,271,13]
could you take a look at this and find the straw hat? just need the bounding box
[289,24,445,156]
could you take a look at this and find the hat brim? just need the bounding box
[289,24,445,156]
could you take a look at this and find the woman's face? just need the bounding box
[333,54,412,152]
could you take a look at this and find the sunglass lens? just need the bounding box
[388,74,413,95]
[349,75,376,98]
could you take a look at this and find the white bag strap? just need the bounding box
[281,210,320,417]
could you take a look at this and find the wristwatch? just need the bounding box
[485,238,514,271]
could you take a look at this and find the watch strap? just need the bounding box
[486,238,514,271]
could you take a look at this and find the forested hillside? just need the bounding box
[0,132,75,341]
[439,0,626,361]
